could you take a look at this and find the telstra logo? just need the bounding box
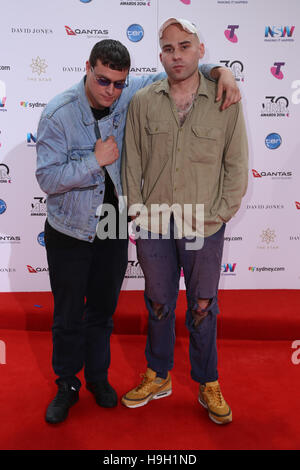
[224,25,239,43]
[270,62,285,80]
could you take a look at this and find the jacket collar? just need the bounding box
[77,76,121,126]
[77,77,95,126]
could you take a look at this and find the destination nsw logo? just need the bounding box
[265,26,295,42]
[221,263,236,275]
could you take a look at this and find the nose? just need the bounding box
[173,48,182,61]
[105,83,115,96]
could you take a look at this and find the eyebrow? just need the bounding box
[162,40,192,49]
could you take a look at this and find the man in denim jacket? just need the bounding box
[36,39,240,424]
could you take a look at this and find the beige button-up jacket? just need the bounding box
[122,72,248,238]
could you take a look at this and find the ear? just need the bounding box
[199,43,205,59]
[159,52,163,64]
[86,60,91,72]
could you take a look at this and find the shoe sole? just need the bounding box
[122,388,172,409]
[198,396,232,425]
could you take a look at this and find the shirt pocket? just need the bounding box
[190,126,222,164]
[145,121,171,164]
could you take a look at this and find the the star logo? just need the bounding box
[30,57,48,75]
[260,228,276,245]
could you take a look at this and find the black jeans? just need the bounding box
[44,219,128,389]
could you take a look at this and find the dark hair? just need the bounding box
[89,39,131,71]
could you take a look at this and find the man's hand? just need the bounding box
[211,67,241,111]
[94,136,119,167]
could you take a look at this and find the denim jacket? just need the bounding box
[36,65,214,242]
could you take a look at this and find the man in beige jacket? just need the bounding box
[121,18,248,424]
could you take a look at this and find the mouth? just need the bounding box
[172,65,184,71]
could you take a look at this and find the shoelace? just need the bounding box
[53,389,75,406]
[205,384,224,407]
[135,373,153,392]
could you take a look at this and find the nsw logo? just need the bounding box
[127,24,144,42]
[224,25,239,43]
[221,263,236,275]
[265,133,282,150]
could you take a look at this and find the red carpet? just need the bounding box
[0,290,300,450]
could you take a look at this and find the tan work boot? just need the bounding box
[122,368,172,408]
[198,380,232,424]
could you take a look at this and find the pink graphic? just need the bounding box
[180,0,191,4]
[252,169,262,178]
[270,62,285,80]
[27,265,37,273]
[65,25,76,36]
[224,25,239,43]
[295,201,300,210]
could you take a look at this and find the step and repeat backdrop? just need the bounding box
[0,0,299,292]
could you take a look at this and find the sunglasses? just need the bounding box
[90,67,129,90]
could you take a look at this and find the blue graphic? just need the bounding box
[265,133,282,150]
[27,133,37,144]
[0,199,7,214]
[80,0,92,3]
[127,24,144,42]
[37,231,45,247]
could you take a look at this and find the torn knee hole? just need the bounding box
[192,298,212,327]
[151,301,165,320]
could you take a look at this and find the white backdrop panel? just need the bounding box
[0,0,299,292]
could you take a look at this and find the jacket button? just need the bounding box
[88,236,93,240]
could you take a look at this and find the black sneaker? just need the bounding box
[45,382,79,424]
[86,379,118,408]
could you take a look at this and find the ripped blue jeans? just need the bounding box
[136,220,225,384]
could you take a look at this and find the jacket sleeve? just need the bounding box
[218,102,249,222]
[121,95,144,212]
[36,115,102,195]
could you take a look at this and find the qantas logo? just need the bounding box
[64,25,108,36]
[252,169,292,178]
[65,26,76,35]
[295,201,300,210]
[27,265,49,273]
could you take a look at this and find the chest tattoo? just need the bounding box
[174,93,196,126]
